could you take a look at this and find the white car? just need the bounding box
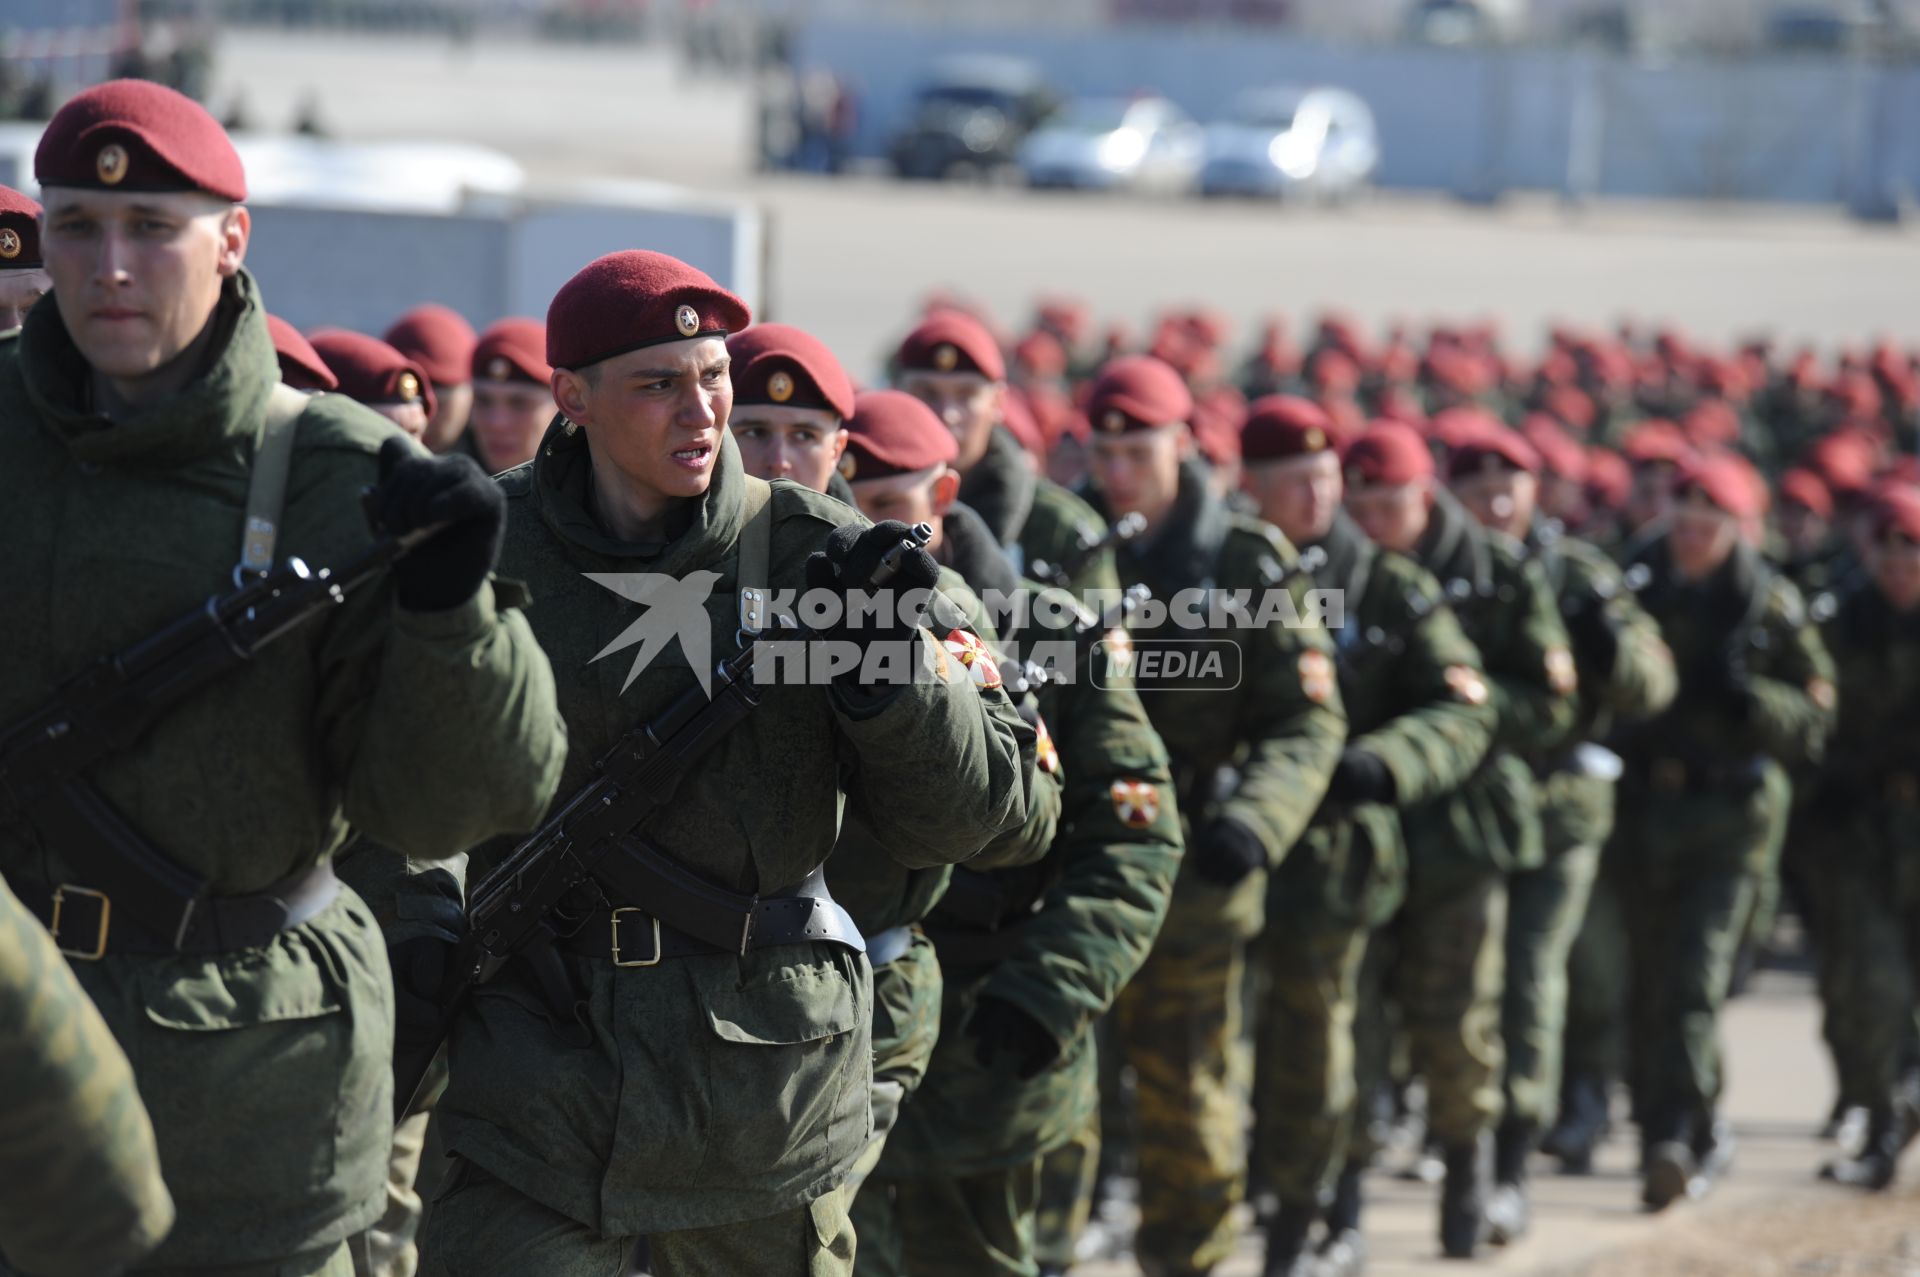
[1198,87,1380,201]
[1018,96,1203,194]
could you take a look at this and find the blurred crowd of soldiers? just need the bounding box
[5,78,1920,1277]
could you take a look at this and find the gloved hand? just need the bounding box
[1190,817,1268,887]
[1326,748,1396,805]
[1567,601,1624,680]
[368,436,506,612]
[803,520,941,649]
[968,996,1060,1080]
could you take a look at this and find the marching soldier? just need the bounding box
[1810,486,1920,1191]
[0,183,51,331]
[1447,427,1678,1240]
[3,80,565,1274]
[1613,453,1836,1210]
[1080,357,1347,1277]
[1341,422,1577,1258]
[0,873,175,1277]
[728,322,855,500]
[419,251,1034,1277]
[894,311,1117,594]
[1238,398,1496,1277]
[467,317,552,474]
[311,328,437,443]
[385,303,477,456]
[842,391,1183,1277]
[267,314,339,392]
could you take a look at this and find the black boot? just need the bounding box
[1542,1073,1608,1174]
[1438,1137,1489,1259]
[1262,1200,1318,1277]
[1640,1104,1697,1212]
[1317,1167,1367,1277]
[1484,1119,1536,1246]
[1821,1102,1906,1190]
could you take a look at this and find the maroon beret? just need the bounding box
[897,311,1006,382]
[1776,467,1833,520]
[1085,355,1193,435]
[310,329,436,421]
[1447,428,1540,481]
[842,390,957,482]
[546,250,748,372]
[472,317,550,386]
[1521,415,1587,483]
[1241,395,1338,464]
[1428,406,1505,452]
[727,323,855,420]
[1344,421,1435,488]
[385,304,478,387]
[0,184,42,271]
[1620,419,1693,467]
[1674,451,1764,520]
[35,79,245,201]
[1586,447,1631,511]
[266,315,338,392]
[1871,486,1920,542]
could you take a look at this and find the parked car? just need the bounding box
[888,57,1058,181]
[1017,95,1204,193]
[1197,86,1380,201]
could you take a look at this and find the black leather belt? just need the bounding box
[17,861,341,960]
[558,859,865,966]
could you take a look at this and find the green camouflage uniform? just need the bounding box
[1502,523,1676,1134]
[0,274,566,1273]
[1613,537,1835,1142]
[1802,579,1920,1129]
[1092,462,1348,1275]
[959,426,1120,597]
[0,873,174,1277]
[423,433,1033,1277]
[1253,510,1495,1213]
[856,503,1183,1277]
[1352,491,1576,1160]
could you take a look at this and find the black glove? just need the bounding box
[1326,748,1396,805]
[1190,817,1268,887]
[803,520,941,648]
[1567,602,1623,680]
[368,436,506,612]
[968,996,1060,1080]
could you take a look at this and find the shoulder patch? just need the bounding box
[1299,649,1337,704]
[1807,676,1837,712]
[943,628,1002,690]
[1035,715,1061,776]
[1110,778,1161,829]
[1545,645,1578,695]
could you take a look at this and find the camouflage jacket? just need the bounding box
[0,273,564,1264]
[1403,491,1577,876]
[436,429,1032,1236]
[0,874,173,1276]
[1809,579,1920,873]
[1273,510,1495,927]
[960,425,1120,595]
[1092,461,1346,943]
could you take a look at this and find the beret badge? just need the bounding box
[398,371,421,401]
[488,357,511,381]
[769,370,795,403]
[96,142,129,185]
[0,230,18,260]
[933,343,959,372]
[675,304,700,338]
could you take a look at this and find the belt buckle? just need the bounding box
[1652,758,1687,795]
[49,885,111,961]
[608,907,663,968]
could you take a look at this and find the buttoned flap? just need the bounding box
[139,921,352,1031]
[703,950,861,1047]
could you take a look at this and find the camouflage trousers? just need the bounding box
[1251,914,1370,1209]
[1352,867,1507,1160]
[1030,1110,1100,1271]
[1112,932,1247,1276]
[1560,841,1629,1099]
[128,1247,354,1276]
[418,1159,853,1277]
[847,934,946,1277]
[851,1161,1042,1277]
[1501,844,1601,1129]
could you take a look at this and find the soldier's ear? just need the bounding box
[931,466,961,517]
[552,367,592,429]
[216,204,250,277]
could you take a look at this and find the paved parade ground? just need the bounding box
[204,28,1920,1274]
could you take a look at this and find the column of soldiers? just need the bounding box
[5,77,1920,1277]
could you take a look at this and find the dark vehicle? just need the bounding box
[889,57,1058,181]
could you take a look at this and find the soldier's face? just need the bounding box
[850,466,959,541]
[469,377,553,473]
[553,336,732,518]
[1452,469,1538,540]
[1667,504,1739,580]
[1539,473,1587,525]
[1871,534,1920,612]
[1345,480,1431,554]
[0,267,51,332]
[41,189,248,383]
[1776,504,1828,556]
[730,405,846,494]
[1089,425,1187,525]
[1243,451,1341,547]
[425,380,473,454]
[899,370,1002,472]
[1625,463,1677,531]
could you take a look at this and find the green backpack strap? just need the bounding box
[238,383,311,579]
[737,474,775,637]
